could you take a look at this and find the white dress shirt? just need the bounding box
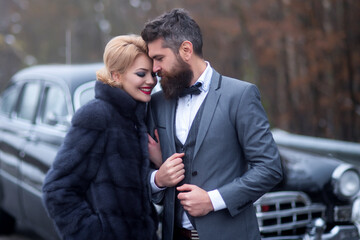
[150,62,226,230]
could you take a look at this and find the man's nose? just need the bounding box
[153,63,161,73]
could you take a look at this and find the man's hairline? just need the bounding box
[146,37,180,56]
[147,36,203,59]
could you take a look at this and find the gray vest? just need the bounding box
[174,97,207,228]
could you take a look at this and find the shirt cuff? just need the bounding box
[150,170,167,193]
[208,189,227,211]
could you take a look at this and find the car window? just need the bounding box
[73,81,95,110]
[79,87,95,107]
[40,85,69,127]
[0,84,18,116]
[17,82,41,121]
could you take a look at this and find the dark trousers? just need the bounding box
[173,234,190,240]
[173,227,199,240]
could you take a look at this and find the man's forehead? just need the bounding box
[148,39,162,51]
[148,39,171,57]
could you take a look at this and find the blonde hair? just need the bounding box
[96,35,148,87]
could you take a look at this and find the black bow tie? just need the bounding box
[179,82,202,97]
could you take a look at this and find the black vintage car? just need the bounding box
[0,64,359,240]
[256,130,360,239]
[0,63,101,239]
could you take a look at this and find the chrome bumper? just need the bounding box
[323,225,359,240]
[261,224,359,240]
[303,224,359,240]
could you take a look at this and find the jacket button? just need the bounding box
[192,171,198,176]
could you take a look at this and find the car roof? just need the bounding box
[11,63,104,94]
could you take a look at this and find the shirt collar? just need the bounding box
[194,61,212,93]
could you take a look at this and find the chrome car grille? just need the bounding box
[254,191,326,238]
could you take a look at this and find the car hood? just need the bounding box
[278,146,342,193]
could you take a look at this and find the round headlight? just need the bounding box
[332,164,360,199]
[339,170,360,197]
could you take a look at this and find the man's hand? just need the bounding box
[155,153,185,188]
[148,129,162,168]
[177,184,214,217]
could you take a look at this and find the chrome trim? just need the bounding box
[256,191,359,239]
[304,225,359,240]
[0,169,42,198]
[333,164,355,180]
[262,225,359,240]
[352,196,360,223]
[332,164,360,199]
[255,191,326,236]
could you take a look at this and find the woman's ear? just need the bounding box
[112,71,120,81]
[111,71,123,87]
[179,41,193,61]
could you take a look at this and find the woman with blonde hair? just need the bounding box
[43,35,158,240]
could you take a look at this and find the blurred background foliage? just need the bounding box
[0,0,359,142]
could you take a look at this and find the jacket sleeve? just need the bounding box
[146,97,165,204]
[42,111,106,239]
[218,84,283,217]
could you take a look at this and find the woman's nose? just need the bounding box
[146,74,156,85]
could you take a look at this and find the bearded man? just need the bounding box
[143,8,283,240]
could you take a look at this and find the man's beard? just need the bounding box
[159,57,193,99]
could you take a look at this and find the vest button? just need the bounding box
[192,171,198,176]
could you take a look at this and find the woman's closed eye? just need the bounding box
[136,72,146,77]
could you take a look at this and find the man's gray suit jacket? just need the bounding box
[147,69,283,240]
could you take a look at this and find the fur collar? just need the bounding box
[94,80,146,123]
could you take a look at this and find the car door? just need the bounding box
[0,80,42,222]
[19,80,70,240]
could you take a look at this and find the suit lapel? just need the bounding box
[165,97,177,153]
[194,70,221,158]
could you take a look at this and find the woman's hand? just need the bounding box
[148,129,162,168]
